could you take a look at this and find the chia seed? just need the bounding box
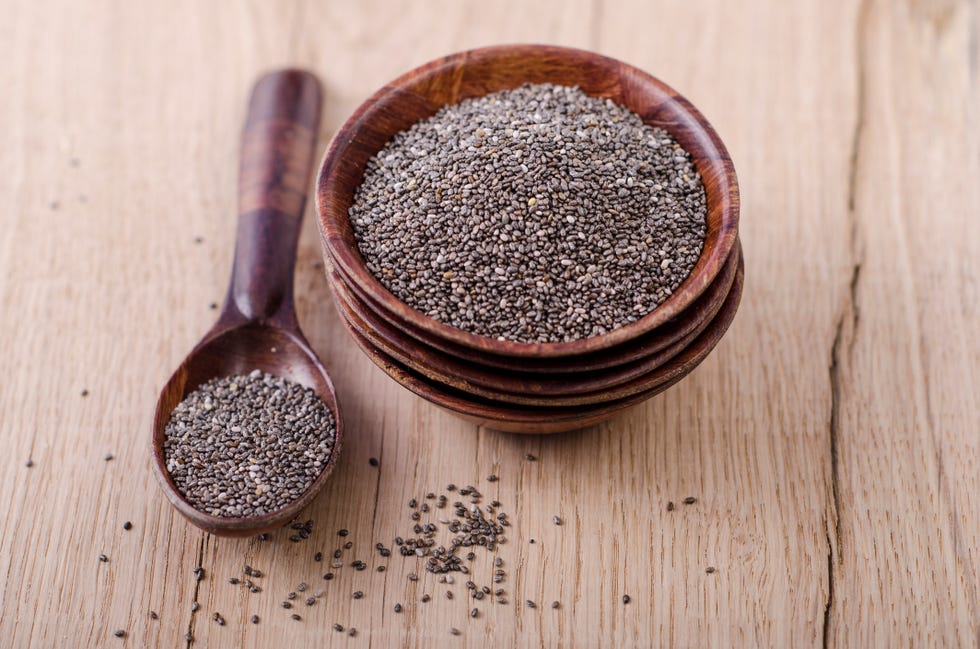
[162,370,336,518]
[350,83,707,343]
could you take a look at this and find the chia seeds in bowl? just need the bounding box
[316,45,739,365]
[349,83,707,344]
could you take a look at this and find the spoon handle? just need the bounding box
[225,69,322,325]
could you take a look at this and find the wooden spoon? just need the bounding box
[151,70,342,537]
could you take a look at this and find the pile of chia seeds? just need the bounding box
[163,369,336,518]
[350,83,707,343]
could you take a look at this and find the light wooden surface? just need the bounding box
[0,1,976,647]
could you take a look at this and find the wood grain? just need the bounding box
[0,0,976,647]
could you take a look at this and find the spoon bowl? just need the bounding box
[151,70,341,537]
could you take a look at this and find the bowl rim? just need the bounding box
[339,254,743,423]
[317,43,739,358]
[328,242,741,401]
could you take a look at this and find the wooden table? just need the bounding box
[1,1,976,647]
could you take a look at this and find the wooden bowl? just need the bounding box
[327,242,741,404]
[317,44,739,358]
[337,258,743,433]
[322,228,739,374]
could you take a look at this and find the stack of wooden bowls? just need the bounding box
[316,45,742,433]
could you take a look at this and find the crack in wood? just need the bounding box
[825,0,870,646]
[186,534,207,649]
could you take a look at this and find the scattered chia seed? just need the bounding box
[552,601,560,609]
[184,632,193,642]
[25,459,33,468]
[667,501,675,511]
[350,83,706,343]
[421,594,431,603]
[623,594,631,604]
[348,628,357,637]
[333,623,344,632]
[552,515,562,526]
[446,591,454,600]
[315,551,323,562]
[98,554,108,562]
[297,582,308,592]
[81,389,89,397]
[526,600,537,609]
[486,475,498,482]
[104,453,114,461]
[683,497,697,505]
[369,457,379,466]
[394,603,403,613]
[149,611,158,620]
[113,629,126,638]
[282,601,292,609]
[706,566,717,574]
[306,597,316,606]
[323,573,334,580]
[353,590,364,599]
[525,454,536,461]
[470,608,479,618]
[123,521,133,530]
[162,370,336,518]
[291,613,301,621]
[451,627,461,636]
[251,614,259,624]
[191,601,199,612]
[229,577,239,585]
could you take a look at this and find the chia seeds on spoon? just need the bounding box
[350,83,707,343]
[163,369,336,518]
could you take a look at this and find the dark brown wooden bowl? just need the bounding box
[327,243,741,404]
[316,44,739,359]
[322,228,740,375]
[337,258,742,432]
